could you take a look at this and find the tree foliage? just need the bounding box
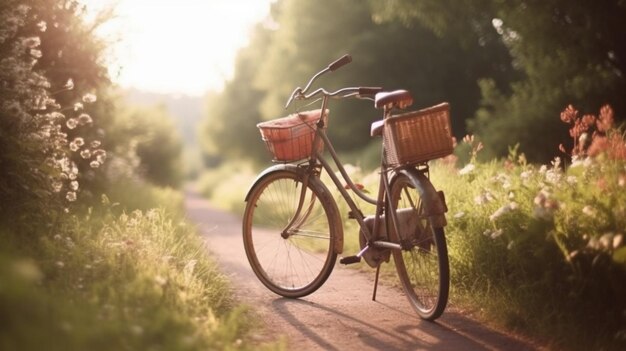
[203,0,510,162]
[373,0,626,161]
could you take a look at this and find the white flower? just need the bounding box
[566,176,577,185]
[66,118,78,129]
[66,191,77,202]
[520,170,532,180]
[582,205,596,218]
[489,202,519,221]
[459,163,475,175]
[82,93,97,103]
[64,78,74,90]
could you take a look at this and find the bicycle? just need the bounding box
[242,54,452,321]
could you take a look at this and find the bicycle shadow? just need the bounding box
[269,297,540,351]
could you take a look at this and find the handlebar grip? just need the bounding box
[328,54,352,71]
[358,87,384,97]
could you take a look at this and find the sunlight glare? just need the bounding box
[84,0,272,96]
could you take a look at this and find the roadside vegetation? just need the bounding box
[0,1,274,350]
[199,104,626,351]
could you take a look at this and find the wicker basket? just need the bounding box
[257,109,328,162]
[384,102,453,166]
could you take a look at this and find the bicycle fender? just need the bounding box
[394,168,448,228]
[244,164,344,254]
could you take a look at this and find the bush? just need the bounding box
[0,195,272,351]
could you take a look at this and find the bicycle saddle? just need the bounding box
[374,90,413,109]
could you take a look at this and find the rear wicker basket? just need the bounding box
[257,109,328,162]
[384,102,453,166]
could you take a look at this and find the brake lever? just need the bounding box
[285,87,303,109]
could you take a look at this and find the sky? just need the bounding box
[84,0,273,96]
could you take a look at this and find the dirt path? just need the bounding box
[184,190,542,350]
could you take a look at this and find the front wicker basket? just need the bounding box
[384,102,453,166]
[257,109,328,162]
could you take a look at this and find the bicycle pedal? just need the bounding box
[340,255,361,265]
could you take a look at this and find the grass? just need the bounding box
[0,179,280,351]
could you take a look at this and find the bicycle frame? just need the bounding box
[287,92,406,256]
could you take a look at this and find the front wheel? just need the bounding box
[389,172,449,320]
[242,170,338,298]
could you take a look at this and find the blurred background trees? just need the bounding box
[202,0,625,165]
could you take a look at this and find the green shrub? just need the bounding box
[0,199,274,350]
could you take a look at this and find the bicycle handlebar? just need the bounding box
[328,54,352,71]
[285,55,383,109]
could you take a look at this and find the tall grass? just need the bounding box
[0,180,278,351]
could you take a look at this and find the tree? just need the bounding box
[372,0,626,161]
[203,0,505,162]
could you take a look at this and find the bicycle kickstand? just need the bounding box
[372,263,381,301]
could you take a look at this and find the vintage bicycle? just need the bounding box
[242,55,452,320]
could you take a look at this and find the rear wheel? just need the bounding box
[388,173,449,320]
[242,170,337,298]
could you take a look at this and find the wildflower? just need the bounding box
[539,165,547,174]
[489,202,519,221]
[30,49,42,58]
[73,137,84,147]
[69,181,79,191]
[69,142,79,152]
[52,180,63,192]
[64,78,74,90]
[82,93,97,103]
[453,212,465,219]
[533,190,559,219]
[90,161,100,169]
[582,205,596,218]
[507,241,515,250]
[66,191,77,202]
[77,113,92,125]
[459,163,475,175]
[37,21,47,32]
[560,105,577,124]
[491,229,503,238]
[80,149,91,159]
[66,118,78,129]
[483,229,503,239]
[73,102,83,111]
[520,170,532,180]
[596,105,614,132]
[566,176,577,185]
[22,37,41,48]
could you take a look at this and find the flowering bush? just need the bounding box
[0,2,108,225]
[439,105,626,350]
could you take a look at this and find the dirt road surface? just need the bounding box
[184,190,542,350]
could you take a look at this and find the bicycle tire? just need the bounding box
[243,170,338,298]
[388,172,449,320]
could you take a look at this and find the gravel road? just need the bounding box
[184,190,543,351]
